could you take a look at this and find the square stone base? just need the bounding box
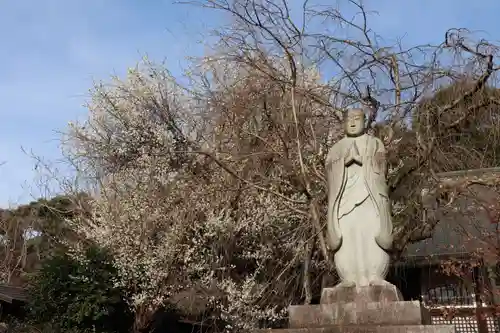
[289,301,430,328]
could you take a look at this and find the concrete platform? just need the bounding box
[257,325,455,333]
[289,301,431,328]
[268,285,456,333]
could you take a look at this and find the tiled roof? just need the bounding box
[402,168,500,262]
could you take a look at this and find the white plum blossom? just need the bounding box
[64,55,333,331]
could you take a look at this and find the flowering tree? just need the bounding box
[60,0,500,331]
[66,57,331,331]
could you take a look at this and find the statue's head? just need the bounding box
[344,108,366,137]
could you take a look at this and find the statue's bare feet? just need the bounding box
[338,280,356,288]
[368,278,391,287]
[359,276,370,287]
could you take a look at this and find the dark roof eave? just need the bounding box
[394,251,476,267]
[0,285,28,303]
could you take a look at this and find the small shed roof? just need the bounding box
[0,285,27,303]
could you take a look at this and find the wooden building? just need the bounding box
[0,284,27,321]
[390,168,500,333]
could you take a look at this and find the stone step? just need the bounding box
[257,325,455,333]
[288,301,430,328]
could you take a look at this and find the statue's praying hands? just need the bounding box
[344,142,362,166]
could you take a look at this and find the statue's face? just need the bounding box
[344,109,366,136]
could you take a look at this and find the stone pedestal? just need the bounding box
[320,285,404,304]
[257,284,456,333]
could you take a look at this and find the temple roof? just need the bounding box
[401,168,500,265]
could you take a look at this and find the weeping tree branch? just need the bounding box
[389,29,498,195]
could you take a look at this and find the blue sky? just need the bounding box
[0,0,499,208]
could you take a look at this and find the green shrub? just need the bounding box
[26,246,133,333]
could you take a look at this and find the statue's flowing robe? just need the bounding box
[325,134,393,284]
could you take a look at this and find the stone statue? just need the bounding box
[286,108,442,328]
[325,108,393,288]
